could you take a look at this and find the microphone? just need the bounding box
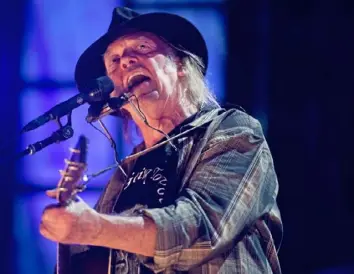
[21,76,114,133]
[85,93,131,123]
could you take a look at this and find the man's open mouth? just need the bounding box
[127,74,151,92]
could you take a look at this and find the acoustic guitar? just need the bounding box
[54,135,111,274]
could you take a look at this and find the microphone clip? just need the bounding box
[18,112,74,158]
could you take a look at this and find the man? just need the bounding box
[40,7,283,274]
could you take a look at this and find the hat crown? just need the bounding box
[75,6,208,91]
[108,7,140,32]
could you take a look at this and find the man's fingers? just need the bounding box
[39,222,55,241]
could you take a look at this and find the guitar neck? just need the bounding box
[57,243,71,274]
[55,135,88,274]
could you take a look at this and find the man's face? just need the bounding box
[103,31,182,120]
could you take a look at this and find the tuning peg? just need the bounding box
[64,159,85,167]
[64,176,74,182]
[82,174,89,182]
[59,170,66,176]
[56,187,68,193]
[69,148,80,154]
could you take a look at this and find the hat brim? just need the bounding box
[74,12,208,91]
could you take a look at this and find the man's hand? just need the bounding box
[40,189,157,256]
[39,189,101,245]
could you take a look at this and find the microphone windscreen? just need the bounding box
[78,76,114,97]
[96,76,115,96]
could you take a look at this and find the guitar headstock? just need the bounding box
[56,135,88,205]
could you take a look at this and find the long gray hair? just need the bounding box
[177,49,219,109]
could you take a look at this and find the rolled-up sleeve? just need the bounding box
[138,129,279,272]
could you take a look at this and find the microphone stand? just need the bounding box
[17,113,74,159]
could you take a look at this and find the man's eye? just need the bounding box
[137,44,150,52]
[112,56,120,63]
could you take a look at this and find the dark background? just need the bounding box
[1,1,353,273]
[227,1,354,273]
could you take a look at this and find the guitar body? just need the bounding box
[70,248,110,274]
[55,246,110,274]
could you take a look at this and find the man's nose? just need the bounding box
[120,55,137,70]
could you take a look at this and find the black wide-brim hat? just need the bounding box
[74,6,208,92]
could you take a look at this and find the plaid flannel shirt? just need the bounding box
[70,107,283,273]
